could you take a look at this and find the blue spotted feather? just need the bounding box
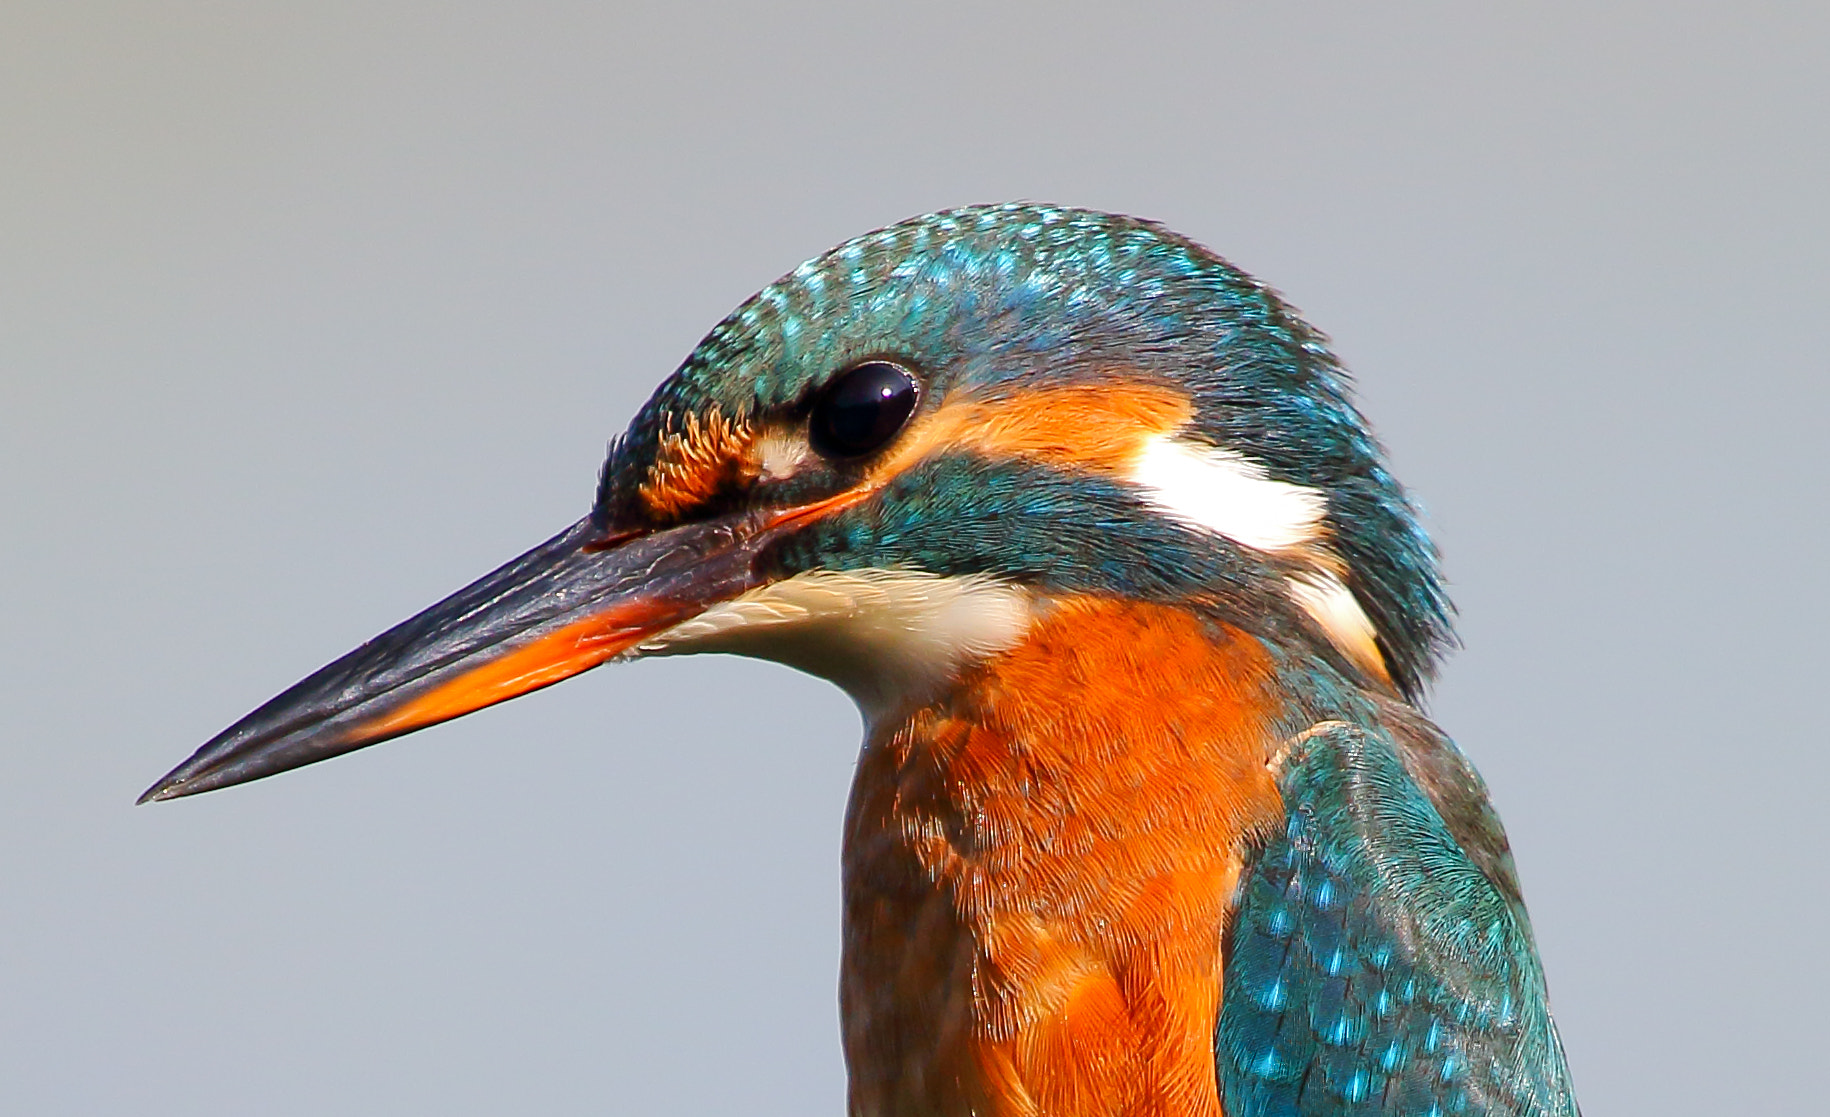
[1219,721,1578,1116]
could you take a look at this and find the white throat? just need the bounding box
[637,568,1036,725]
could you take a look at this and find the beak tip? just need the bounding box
[138,753,223,805]
[137,771,190,805]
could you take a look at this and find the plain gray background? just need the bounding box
[3,3,1825,1113]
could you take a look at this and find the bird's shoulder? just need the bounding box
[1217,705,1579,1116]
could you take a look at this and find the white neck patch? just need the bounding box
[1130,434,1327,551]
[1284,569,1386,681]
[636,568,1035,725]
[1127,432,1386,682]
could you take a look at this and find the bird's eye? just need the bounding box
[808,361,920,459]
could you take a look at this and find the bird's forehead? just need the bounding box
[616,204,1235,464]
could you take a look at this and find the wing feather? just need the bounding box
[1216,720,1578,1116]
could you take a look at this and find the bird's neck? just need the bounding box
[840,597,1288,1117]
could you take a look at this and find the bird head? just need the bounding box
[142,204,1450,803]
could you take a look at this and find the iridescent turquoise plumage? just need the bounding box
[1221,715,1575,1115]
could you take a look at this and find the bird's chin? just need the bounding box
[637,567,1037,728]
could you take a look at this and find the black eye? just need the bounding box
[808,360,920,459]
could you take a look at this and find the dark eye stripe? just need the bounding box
[809,361,919,459]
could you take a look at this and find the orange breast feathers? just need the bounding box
[840,598,1287,1117]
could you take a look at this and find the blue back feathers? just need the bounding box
[1220,719,1577,1116]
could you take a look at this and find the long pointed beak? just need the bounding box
[140,511,769,803]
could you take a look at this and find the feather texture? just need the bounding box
[1219,721,1577,1116]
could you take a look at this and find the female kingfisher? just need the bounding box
[144,204,1579,1116]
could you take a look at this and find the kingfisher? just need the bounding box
[143,204,1578,1116]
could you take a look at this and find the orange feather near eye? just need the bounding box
[870,379,1193,486]
[842,598,1285,1117]
[637,379,1193,526]
[637,407,759,521]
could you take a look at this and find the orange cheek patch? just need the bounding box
[871,378,1192,485]
[634,378,1188,525]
